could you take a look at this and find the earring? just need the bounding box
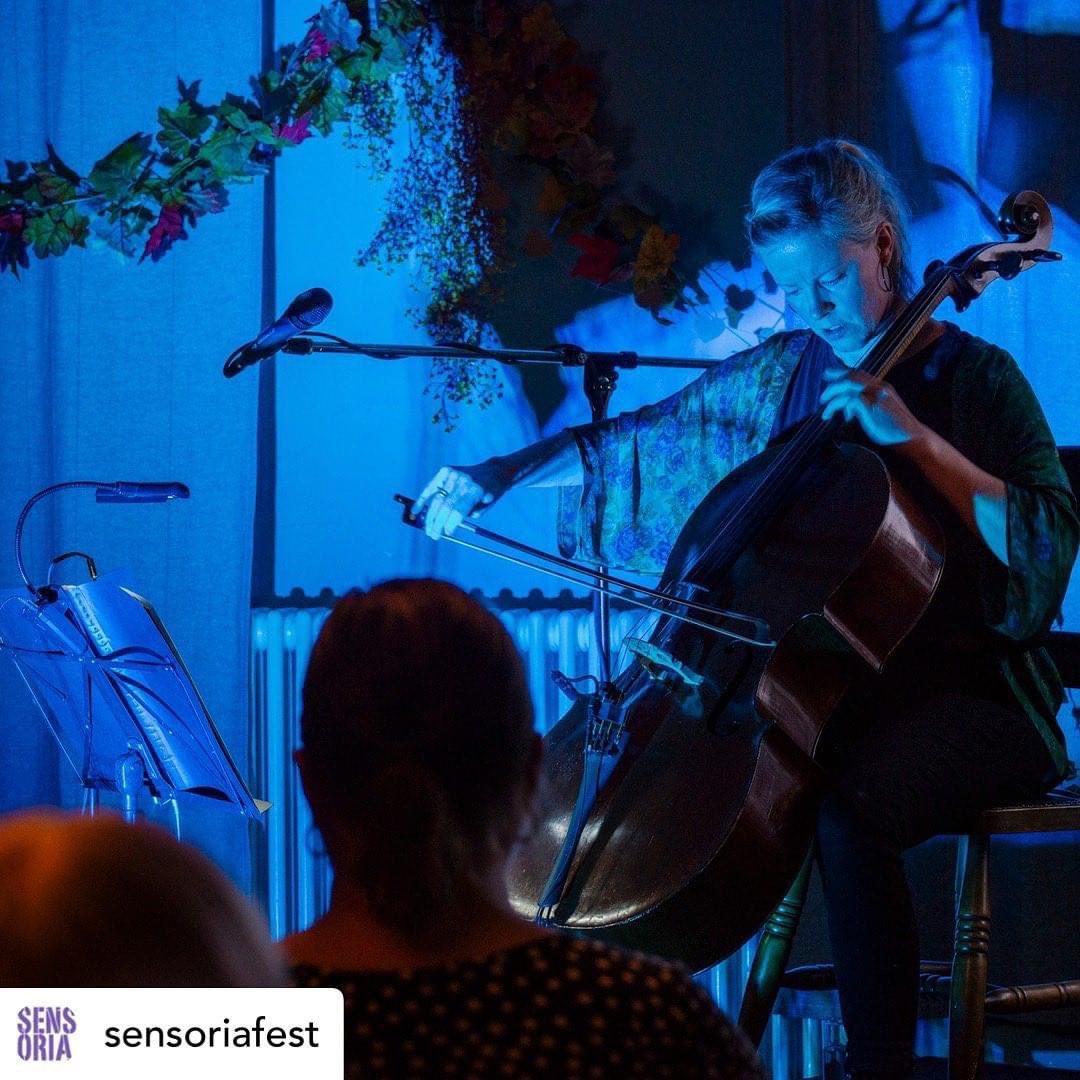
[879,262,893,293]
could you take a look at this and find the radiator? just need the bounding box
[249,607,334,938]
[249,602,825,1078]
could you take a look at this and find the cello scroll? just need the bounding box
[925,190,1061,311]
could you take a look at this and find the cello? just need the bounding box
[401,191,1059,972]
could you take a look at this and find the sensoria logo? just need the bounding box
[16,1005,77,1062]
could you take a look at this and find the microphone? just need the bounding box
[223,288,333,378]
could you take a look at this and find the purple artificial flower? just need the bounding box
[305,29,331,62]
[0,210,30,274]
[273,112,314,145]
[141,205,187,263]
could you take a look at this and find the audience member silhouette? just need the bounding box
[0,810,283,987]
[286,578,763,1079]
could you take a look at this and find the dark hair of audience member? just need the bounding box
[0,810,284,987]
[298,579,537,945]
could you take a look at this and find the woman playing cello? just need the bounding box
[413,139,1078,1079]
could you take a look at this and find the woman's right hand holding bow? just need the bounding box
[411,429,585,540]
[411,461,513,539]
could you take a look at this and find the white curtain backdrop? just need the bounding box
[0,1,263,885]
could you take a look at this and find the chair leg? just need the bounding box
[738,852,813,1047]
[949,832,991,1080]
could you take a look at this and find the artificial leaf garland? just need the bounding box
[0,4,420,272]
[0,0,698,423]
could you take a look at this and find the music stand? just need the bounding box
[0,572,269,828]
[0,480,268,830]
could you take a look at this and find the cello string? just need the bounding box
[688,296,929,565]
[668,270,953,588]
[661,293,932,589]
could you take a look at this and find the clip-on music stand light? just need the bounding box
[0,481,269,830]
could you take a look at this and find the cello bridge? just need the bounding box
[625,637,705,689]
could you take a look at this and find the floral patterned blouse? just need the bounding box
[557,324,1078,775]
[290,936,763,1079]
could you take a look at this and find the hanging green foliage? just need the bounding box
[0,1,706,426]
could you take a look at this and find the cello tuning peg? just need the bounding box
[989,251,1026,280]
[977,249,1062,282]
[922,259,946,284]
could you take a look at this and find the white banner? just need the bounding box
[2,989,343,1078]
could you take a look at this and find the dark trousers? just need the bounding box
[814,687,1059,1077]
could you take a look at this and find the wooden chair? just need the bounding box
[738,448,1080,1079]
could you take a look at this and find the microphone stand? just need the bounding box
[280,332,717,683]
[283,332,721,919]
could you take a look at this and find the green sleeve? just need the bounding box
[962,348,1079,640]
[556,332,804,572]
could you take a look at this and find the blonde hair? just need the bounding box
[746,138,914,297]
[0,811,284,986]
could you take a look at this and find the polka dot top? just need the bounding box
[290,935,762,1079]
